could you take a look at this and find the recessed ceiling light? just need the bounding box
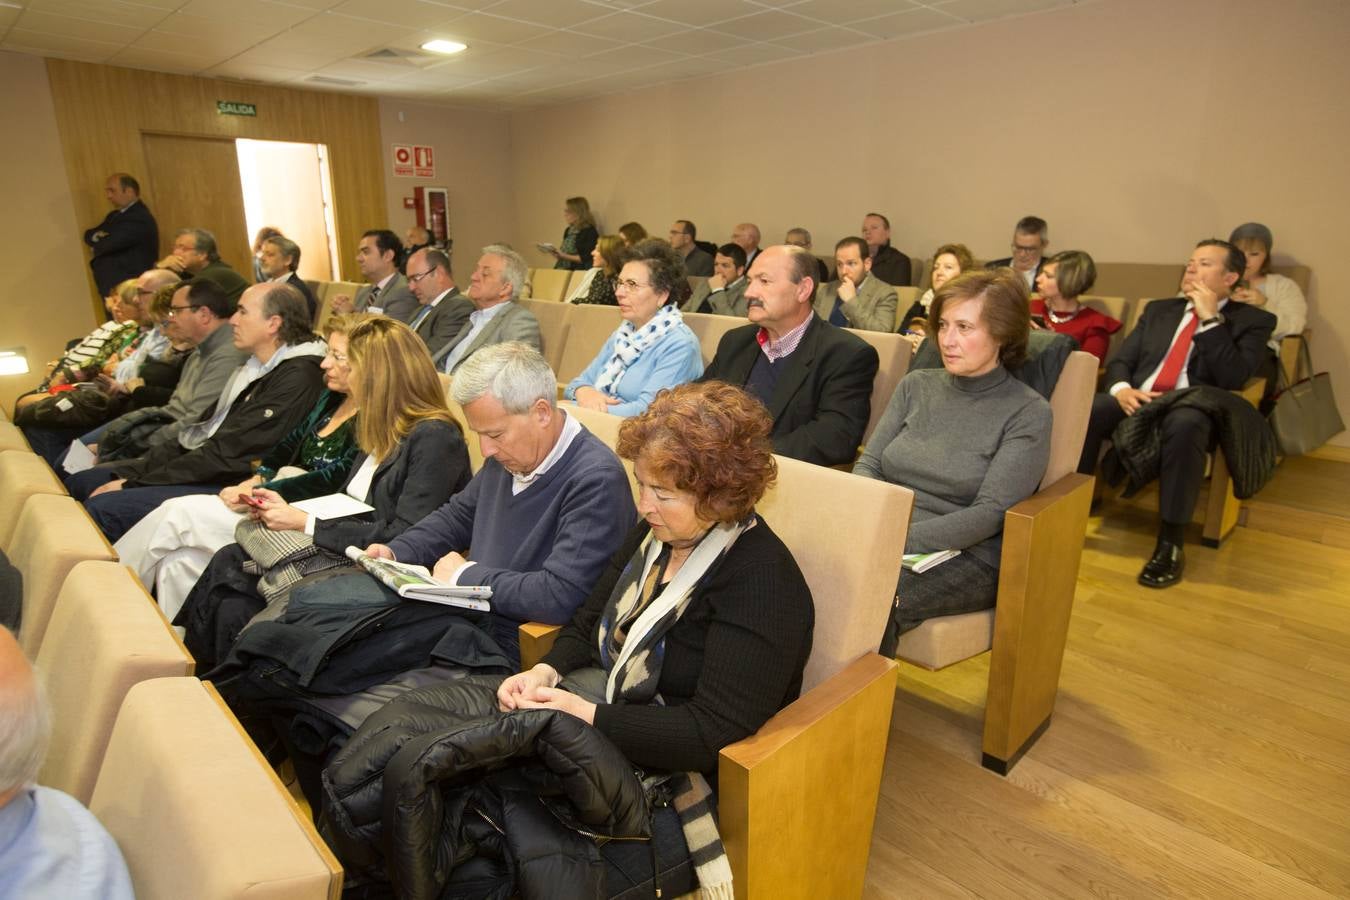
[421,39,467,55]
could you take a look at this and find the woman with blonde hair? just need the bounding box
[549,195,599,271]
[176,315,474,669]
[565,232,626,305]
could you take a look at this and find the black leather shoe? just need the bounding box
[1138,540,1185,588]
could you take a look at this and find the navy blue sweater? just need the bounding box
[388,427,636,653]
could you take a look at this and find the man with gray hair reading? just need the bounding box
[0,626,134,898]
[363,342,634,662]
[435,244,542,374]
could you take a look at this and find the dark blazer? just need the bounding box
[191,260,249,305]
[700,314,878,466]
[1106,297,1277,391]
[413,289,474,359]
[284,272,320,324]
[871,243,912,287]
[314,419,472,554]
[113,353,326,488]
[84,200,159,296]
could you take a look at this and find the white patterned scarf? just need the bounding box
[598,518,753,899]
[592,304,683,396]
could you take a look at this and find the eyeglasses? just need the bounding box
[407,267,437,284]
[614,278,652,292]
[1012,243,1043,255]
[166,304,201,316]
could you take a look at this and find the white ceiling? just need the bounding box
[0,0,1082,108]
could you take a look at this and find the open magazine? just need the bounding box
[345,546,492,611]
[901,550,961,574]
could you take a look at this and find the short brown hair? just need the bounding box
[1047,250,1096,300]
[594,233,626,274]
[931,243,975,274]
[929,269,1031,370]
[346,316,460,460]
[617,382,777,524]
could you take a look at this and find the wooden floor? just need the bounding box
[865,459,1350,899]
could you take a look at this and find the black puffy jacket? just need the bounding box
[1108,384,1277,499]
[319,676,652,900]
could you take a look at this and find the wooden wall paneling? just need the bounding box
[45,59,387,316]
[142,134,251,273]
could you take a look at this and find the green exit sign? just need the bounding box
[217,100,257,117]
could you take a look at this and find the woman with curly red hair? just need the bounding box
[496,380,815,897]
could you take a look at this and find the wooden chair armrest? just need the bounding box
[1237,377,1265,407]
[983,471,1094,770]
[518,621,562,670]
[718,653,898,899]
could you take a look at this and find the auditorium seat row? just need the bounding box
[0,452,343,899]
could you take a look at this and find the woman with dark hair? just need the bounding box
[899,242,975,339]
[497,380,815,896]
[565,232,625,305]
[175,316,473,670]
[1229,222,1307,346]
[856,269,1052,654]
[617,221,647,246]
[564,239,703,416]
[1031,249,1120,362]
[548,196,599,270]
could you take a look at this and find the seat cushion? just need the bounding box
[895,609,994,670]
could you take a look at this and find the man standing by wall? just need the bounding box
[83,173,158,298]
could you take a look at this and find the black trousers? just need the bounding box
[1078,392,1215,526]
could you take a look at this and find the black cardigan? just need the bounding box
[314,418,472,552]
[541,518,815,774]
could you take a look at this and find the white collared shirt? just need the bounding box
[1110,298,1230,395]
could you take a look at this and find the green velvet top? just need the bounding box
[254,390,360,501]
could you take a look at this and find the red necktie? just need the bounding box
[1152,311,1199,392]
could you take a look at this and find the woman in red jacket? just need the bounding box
[1031,249,1120,362]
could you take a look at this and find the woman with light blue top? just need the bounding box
[564,238,704,416]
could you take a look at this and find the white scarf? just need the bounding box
[592,304,683,396]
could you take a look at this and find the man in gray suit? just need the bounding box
[405,247,473,359]
[683,242,748,316]
[435,244,542,374]
[813,236,898,333]
[330,229,418,323]
[668,219,714,277]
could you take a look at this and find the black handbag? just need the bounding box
[1268,336,1345,456]
[12,384,123,429]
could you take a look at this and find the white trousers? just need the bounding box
[114,494,244,623]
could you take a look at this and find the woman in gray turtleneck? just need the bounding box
[855,269,1052,656]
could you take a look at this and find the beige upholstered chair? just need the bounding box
[518,297,572,372]
[0,449,66,547]
[554,303,620,384]
[841,327,914,444]
[313,281,361,332]
[894,285,921,329]
[896,349,1098,773]
[521,453,914,899]
[0,419,31,451]
[438,374,484,476]
[8,493,117,655]
[89,677,343,900]
[524,267,570,301]
[681,310,748,365]
[36,560,194,804]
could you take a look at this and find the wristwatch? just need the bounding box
[1200,313,1224,326]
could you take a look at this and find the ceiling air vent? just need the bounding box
[306,75,365,86]
[362,47,438,68]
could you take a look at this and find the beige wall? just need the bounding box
[506,0,1350,445]
[378,99,516,286]
[0,52,93,415]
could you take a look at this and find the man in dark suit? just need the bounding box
[257,234,319,323]
[405,247,473,359]
[83,173,158,297]
[1078,239,1276,588]
[668,219,714,276]
[700,245,878,467]
[330,229,418,323]
[732,222,762,270]
[861,212,912,287]
[984,215,1049,292]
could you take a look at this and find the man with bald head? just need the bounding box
[0,626,134,898]
[699,244,878,467]
[731,222,762,270]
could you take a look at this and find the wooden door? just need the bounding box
[141,133,251,277]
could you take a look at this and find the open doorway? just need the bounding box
[236,139,340,282]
